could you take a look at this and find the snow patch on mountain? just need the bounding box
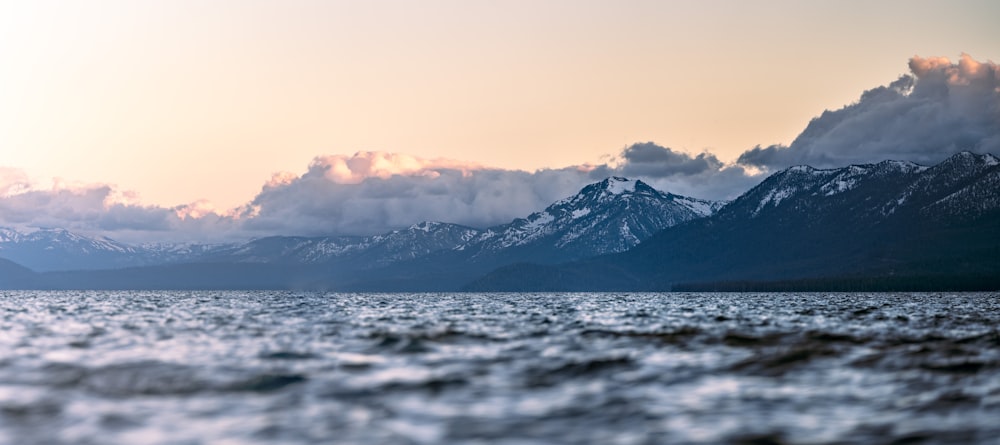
[604,177,637,195]
[675,196,719,217]
[822,178,857,196]
[522,213,555,232]
[0,228,22,244]
[200,222,482,267]
[787,165,820,175]
[408,221,441,232]
[754,188,795,214]
[884,160,928,174]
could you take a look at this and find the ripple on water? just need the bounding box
[0,291,998,444]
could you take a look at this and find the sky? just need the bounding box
[1,0,999,242]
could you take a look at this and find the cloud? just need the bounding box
[310,151,483,184]
[2,146,756,242]
[738,54,1000,170]
[241,152,594,236]
[611,143,761,200]
[0,184,173,234]
[0,167,31,197]
[618,142,725,176]
[239,146,758,237]
[0,170,236,243]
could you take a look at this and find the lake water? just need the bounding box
[0,291,998,444]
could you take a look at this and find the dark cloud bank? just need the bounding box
[738,54,1000,170]
[1,54,996,241]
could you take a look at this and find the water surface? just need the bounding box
[1,291,998,444]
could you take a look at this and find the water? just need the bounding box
[1,292,999,445]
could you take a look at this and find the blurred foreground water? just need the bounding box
[1,291,998,444]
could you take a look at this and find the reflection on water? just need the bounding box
[1,291,998,444]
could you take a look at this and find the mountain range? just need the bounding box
[0,177,720,289]
[1,152,997,291]
[466,151,1000,291]
[0,227,149,271]
[322,177,720,291]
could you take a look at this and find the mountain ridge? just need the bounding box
[461,177,720,260]
[313,176,722,290]
[0,227,147,271]
[465,151,1000,291]
[0,177,721,289]
[2,153,997,292]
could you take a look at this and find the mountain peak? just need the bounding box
[877,159,926,172]
[0,227,22,243]
[947,151,999,167]
[407,221,441,232]
[599,176,639,195]
[466,177,721,259]
[787,165,816,172]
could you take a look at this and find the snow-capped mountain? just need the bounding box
[905,151,1000,219]
[0,177,715,277]
[140,242,236,259]
[0,222,480,273]
[0,228,148,271]
[6,154,998,292]
[461,177,721,261]
[194,177,718,271]
[722,159,929,221]
[723,151,1000,223]
[326,176,725,291]
[467,151,1000,291]
[200,221,481,268]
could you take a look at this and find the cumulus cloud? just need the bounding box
[0,169,236,243]
[311,152,483,184]
[610,143,760,199]
[618,142,725,176]
[238,146,757,237]
[738,54,1000,170]
[0,167,31,197]
[240,152,594,236]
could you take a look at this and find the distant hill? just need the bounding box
[0,258,37,289]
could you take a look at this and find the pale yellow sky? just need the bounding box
[2,0,998,209]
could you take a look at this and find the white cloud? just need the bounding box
[239,146,757,237]
[242,153,591,236]
[0,169,235,243]
[738,54,1000,170]
[311,151,483,184]
[0,167,31,197]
